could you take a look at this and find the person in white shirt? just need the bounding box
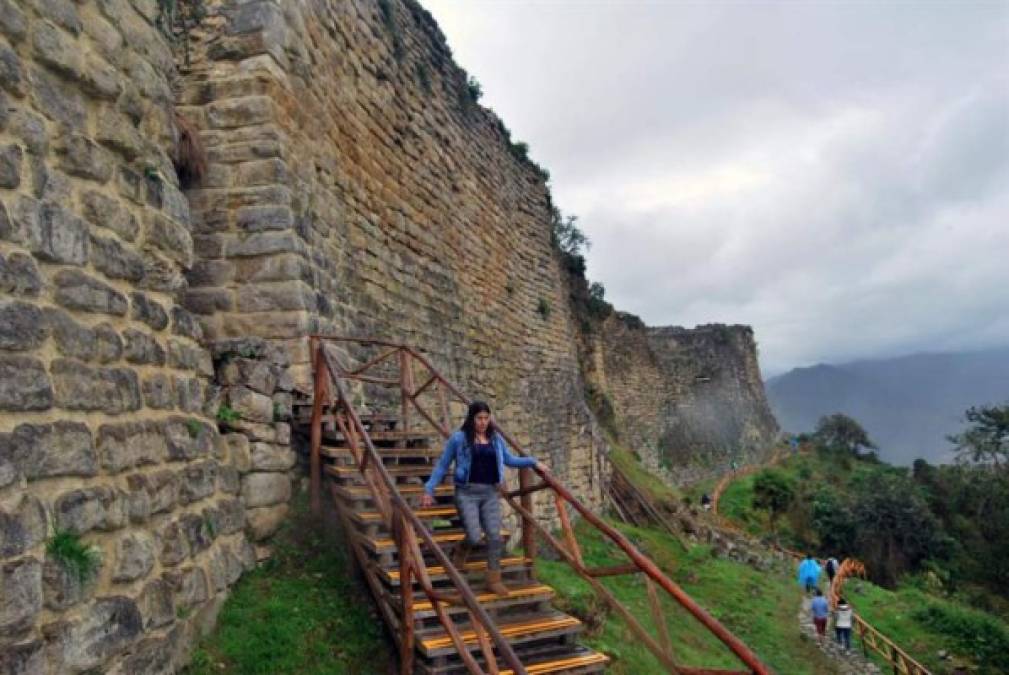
[834,597,853,651]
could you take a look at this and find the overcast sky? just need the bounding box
[423,1,1009,376]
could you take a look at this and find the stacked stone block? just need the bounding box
[0,2,257,672]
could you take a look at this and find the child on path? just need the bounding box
[810,588,829,644]
[834,597,853,651]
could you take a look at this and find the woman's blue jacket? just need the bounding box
[424,430,537,495]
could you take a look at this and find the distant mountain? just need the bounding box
[766,348,1009,465]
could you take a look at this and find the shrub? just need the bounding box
[536,298,552,319]
[217,405,240,424]
[466,75,483,102]
[912,601,1009,673]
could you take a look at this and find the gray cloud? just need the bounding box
[424,0,1009,375]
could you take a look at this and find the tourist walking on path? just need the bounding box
[700,493,712,511]
[825,556,839,584]
[422,401,549,597]
[797,555,821,594]
[834,597,854,651]
[810,589,829,644]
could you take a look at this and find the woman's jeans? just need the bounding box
[835,627,852,649]
[455,483,503,570]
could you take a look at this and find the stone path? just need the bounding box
[798,596,882,675]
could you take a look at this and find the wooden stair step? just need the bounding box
[418,612,582,657]
[500,649,610,675]
[321,446,443,459]
[326,464,436,479]
[365,529,511,554]
[380,556,532,586]
[352,506,457,524]
[331,484,453,502]
[410,583,554,613]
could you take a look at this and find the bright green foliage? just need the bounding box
[216,405,240,424]
[185,495,390,674]
[752,469,795,533]
[948,403,1009,468]
[814,413,876,455]
[47,529,101,584]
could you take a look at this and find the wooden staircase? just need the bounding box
[293,336,771,675]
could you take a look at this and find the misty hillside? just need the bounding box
[766,348,1009,465]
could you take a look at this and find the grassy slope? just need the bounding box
[716,451,1009,674]
[536,519,838,674]
[185,493,392,675]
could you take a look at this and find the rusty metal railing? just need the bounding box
[310,335,770,675]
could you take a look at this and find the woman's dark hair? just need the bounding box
[461,400,498,447]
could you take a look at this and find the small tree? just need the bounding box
[813,413,876,455]
[752,469,795,535]
[948,403,1009,469]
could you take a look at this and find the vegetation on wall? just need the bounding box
[47,529,101,585]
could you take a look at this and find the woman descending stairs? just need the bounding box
[293,336,771,675]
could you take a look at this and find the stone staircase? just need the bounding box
[291,401,609,675]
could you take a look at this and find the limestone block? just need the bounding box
[0,639,43,675]
[82,55,121,101]
[43,555,96,610]
[55,134,114,183]
[217,464,240,495]
[174,375,204,412]
[90,233,145,282]
[23,201,88,265]
[236,252,311,283]
[81,189,138,241]
[164,565,208,611]
[7,110,47,154]
[98,421,168,473]
[249,442,294,472]
[0,0,27,43]
[245,502,288,541]
[215,498,245,535]
[0,496,47,558]
[142,374,174,409]
[45,310,123,363]
[274,421,291,445]
[167,339,213,376]
[54,486,127,535]
[43,596,143,671]
[53,270,128,315]
[123,476,151,524]
[171,306,204,341]
[7,421,97,479]
[187,259,235,287]
[0,355,52,411]
[163,417,212,461]
[179,512,212,553]
[235,204,293,231]
[207,95,273,129]
[0,142,21,188]
[225,433,252,473]
[138,250,186,294]
[235,280,316,312]
[30,0,82,35]
[158,519,189,566]
[129,292,168,330]
[137,578,173,630]
[227,385,274,423]
[122,328,166,365]
[51,359,141,413]
[31,20,81,80]
[144,212,193,268]
[0,557,42,635]
[241,472,290,508]
[225,230,305,258]
[145,470,178,515]
[178,460,218,505]
[0,300,47,351]
[0,45,26,97]
[0,252,42,296]
[30,67,85,130]
[95,108,143,160]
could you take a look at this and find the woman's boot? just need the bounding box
[486,569,509,598]
[451,542,471,570]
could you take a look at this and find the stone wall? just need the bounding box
[587,315,779,486]
[0,2,264,672]
[176,0,610,519]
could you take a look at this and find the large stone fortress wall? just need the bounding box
[177,0,609,511]
[0,2,278,672]
[590,316,779,485]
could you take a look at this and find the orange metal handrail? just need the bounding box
[310,335,770,675]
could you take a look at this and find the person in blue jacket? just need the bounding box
[421,400,548,597]
[797,554,821,594]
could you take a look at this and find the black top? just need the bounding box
[468,441,499,484]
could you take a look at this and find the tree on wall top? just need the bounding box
[813,413,876,455]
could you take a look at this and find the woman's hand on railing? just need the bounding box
[535,461,550,474]
[420,493,435,508]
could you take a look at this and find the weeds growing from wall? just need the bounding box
[47,529,101,585]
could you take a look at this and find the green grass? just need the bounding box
[185,494,391,675]
[608,445,681,508]
[536,519,838,674]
